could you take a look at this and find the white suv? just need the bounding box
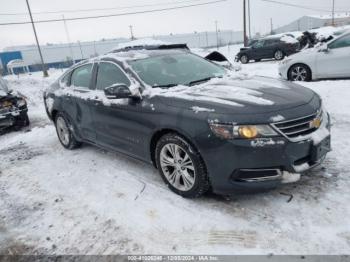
[279,31,350,81]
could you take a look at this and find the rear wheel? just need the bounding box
[288,64,312,81]
[155,133,210,198]
[54,113,81,149]
[240,55,249,64]
[274,50,285,60]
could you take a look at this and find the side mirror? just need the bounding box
[319,46,330,53]
[104,84,132,99]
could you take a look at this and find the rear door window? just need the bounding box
[253,41,265,48]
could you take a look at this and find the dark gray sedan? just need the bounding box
[44,44,331,198]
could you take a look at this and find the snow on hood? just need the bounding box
[0,90,7,97]
[0,78,9,96]
[144,73,279,107]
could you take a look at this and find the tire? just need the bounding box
[155,133,210,198]
[240,55,249,64]
[274,50,285,60]
[54,112,81,150]
[23,113,30,127]
[288,64,312,82]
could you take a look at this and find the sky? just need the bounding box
[0,0,350,50]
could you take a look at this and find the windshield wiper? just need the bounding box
[152,84,178,88]
[188,77,213,86]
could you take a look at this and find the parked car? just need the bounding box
[191,48,241,71]
[0,77,29,133]
[235,35,300,64]
[279,31,350,81]
[44,44,331,198]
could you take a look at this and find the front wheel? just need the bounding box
[288,64,312,81]
[155,134,210,198]
[274,50,285,60]
[240,55,249,64]
[55,113,81,149]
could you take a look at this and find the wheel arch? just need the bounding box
[149,128,197,168]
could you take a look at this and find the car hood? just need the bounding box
[288,46,320,60]
[0,90,8,98]
[151,75,317,115]
[239,47,251,52]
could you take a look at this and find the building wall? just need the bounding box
[2,30,243,74]
[274,15,350,34]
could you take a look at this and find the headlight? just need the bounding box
[209,122,278,140]
[2,100,12,107]
[17,98,26,107]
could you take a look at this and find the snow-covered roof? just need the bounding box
[307,13,350,20]
[112,38,170,52]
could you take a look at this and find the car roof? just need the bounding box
[68,44,191,71]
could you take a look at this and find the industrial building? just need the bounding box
[274,13,350,34]
[0,30,242,75]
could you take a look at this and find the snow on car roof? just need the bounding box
[112,38,170,51]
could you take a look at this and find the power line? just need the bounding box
[0,0,227,26]
[0,0,208,16]
[260,0,349,13]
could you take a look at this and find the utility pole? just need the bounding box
[248,0,251,39]
[205,31,209,47]
[26,0,48,77]
[77,41,84,60]
[243,0,248,47]
[62,15,75,65]
[215,20,219,50]
[93,41,97,56]
[332,0,335,26]
[129,25,135,40]
[270,18,273,35]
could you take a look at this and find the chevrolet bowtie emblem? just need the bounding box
[310,118,321,128]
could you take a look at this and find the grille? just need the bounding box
[273,111,323,139]
[0,107,10,115]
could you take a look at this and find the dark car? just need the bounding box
[44,44,331,198]
[0,77,29,133]
[235,36,300,64]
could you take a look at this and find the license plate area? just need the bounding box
[311,136,331,162]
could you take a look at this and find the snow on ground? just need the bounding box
[1,57,350,255]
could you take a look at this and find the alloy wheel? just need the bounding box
[159,143,196,191]
[291,66,308,81]
[56,116,70,146]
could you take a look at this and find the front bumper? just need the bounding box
[200,117,331,194]
[278,62,289,80]
[0,108,28,129]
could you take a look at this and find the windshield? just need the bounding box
[128,53,225,87]
[0,78,8,93]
